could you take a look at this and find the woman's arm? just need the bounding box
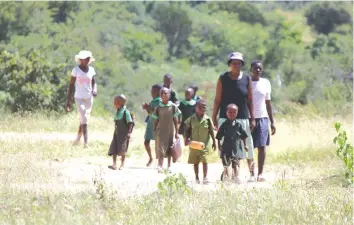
[266,100,276,135]
[92,76,97,97]
[247,76,255,132]
[66,77,76,112]
[212,77,222,129]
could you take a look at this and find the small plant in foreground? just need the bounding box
[333,122,353,184]
[157,173,192,196]
[92,168,106,199]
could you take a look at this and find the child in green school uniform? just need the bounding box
[216,104,248,183]
[142,84,162,167]
[152,87,181,173]
[184,99,216,184]
[108,94,134,170]
[178,87,196,136]
[189,84,201,101]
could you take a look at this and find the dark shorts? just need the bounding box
[221,155,241,168]
[252,118,270,148]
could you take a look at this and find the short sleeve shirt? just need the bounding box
[71,66,96,99]
[184,114,214,150]
[114,106,133,123]
[251,78,271,118]
[216,119,248,157]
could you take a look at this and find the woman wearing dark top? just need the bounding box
[212,52,257,182]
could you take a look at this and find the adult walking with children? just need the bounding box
[66,50,97,148]
[212,52,256,182]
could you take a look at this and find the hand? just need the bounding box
[245,146,249,152]
[250,118,256,132]
[92,91,97,97]
[271,123,276,135]
[212,118,219,131]
[126,133,131,140]
[218,144,223,152]
[142,103,148,110]
[212,142,216,151]
[184,139,190,146]
[65,103,71,112]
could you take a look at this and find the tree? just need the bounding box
[151,3,192,58]
[305,2,352,34]
[0,50,68,112]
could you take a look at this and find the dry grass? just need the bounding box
[0,113,352,224]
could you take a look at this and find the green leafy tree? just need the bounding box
[0,50,68,112]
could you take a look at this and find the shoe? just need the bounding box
[234,177,241,184]
[73,139,80,146]
[248,175,256,183]
[157,166,163,173]
[196,179,200,184]
[84,143,88,149]
[167,167,172,174]
[203,178,209,185]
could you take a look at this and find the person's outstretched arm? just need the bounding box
[247,76,255,132]
[66,77,76,112]
[212,77,222,129]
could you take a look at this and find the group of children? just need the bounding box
[108,73,250,184]
[67,50,273,184]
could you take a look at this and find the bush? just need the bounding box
[333,122,353,184]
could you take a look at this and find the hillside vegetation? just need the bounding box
[0,1,352,120]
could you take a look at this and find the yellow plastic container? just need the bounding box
[189,141,205,150]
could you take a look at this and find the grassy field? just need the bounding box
[0,112,352,224]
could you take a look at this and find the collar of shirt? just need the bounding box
[152,97,161,103]
[115,105,127,120]
[159,101,172,107]
[181,99,196,106]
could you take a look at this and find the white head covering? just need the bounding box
[75,50,95,65]
[228,52,244,65]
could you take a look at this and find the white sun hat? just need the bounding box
[228,52,244,65]
[75,50,95,65]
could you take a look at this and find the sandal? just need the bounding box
[157,167,163,173]
[196,179,200,184]
[108,165,117,170]
[257,175,265,182]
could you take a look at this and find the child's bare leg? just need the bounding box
[144,140,153,166]
[247,159,255,177]
[167,156,171,168]
[82,124,88,147]
[194,164,199,181]
[120,152,125,170]
[202,163,208,179]
[74,124,82,143]
[108,155,117,170]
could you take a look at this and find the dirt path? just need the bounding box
[2,132,289,198]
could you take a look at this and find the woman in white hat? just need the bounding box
[66,50,97,148]
[212,52,256,182]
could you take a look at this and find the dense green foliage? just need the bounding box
[0,2,352,118]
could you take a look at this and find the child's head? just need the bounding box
[75,50,95,67]
[163,73,173,88]
[189,84,198,97]
[226,104,238,120]
[114,94,127,109]
[185,87,195,101]
[160,87,170,103]
[151,84,162,98]
[196,99,207,117]
[250,60,263,79]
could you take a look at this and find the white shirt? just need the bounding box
[251,78,271,118]
[71,66,96,99]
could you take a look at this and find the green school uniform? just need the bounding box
[184,114,214,164]
[144,97,161,140]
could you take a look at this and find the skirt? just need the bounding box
[218,118,254,159]
[252,118,270,148]
[75,97,93,124]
